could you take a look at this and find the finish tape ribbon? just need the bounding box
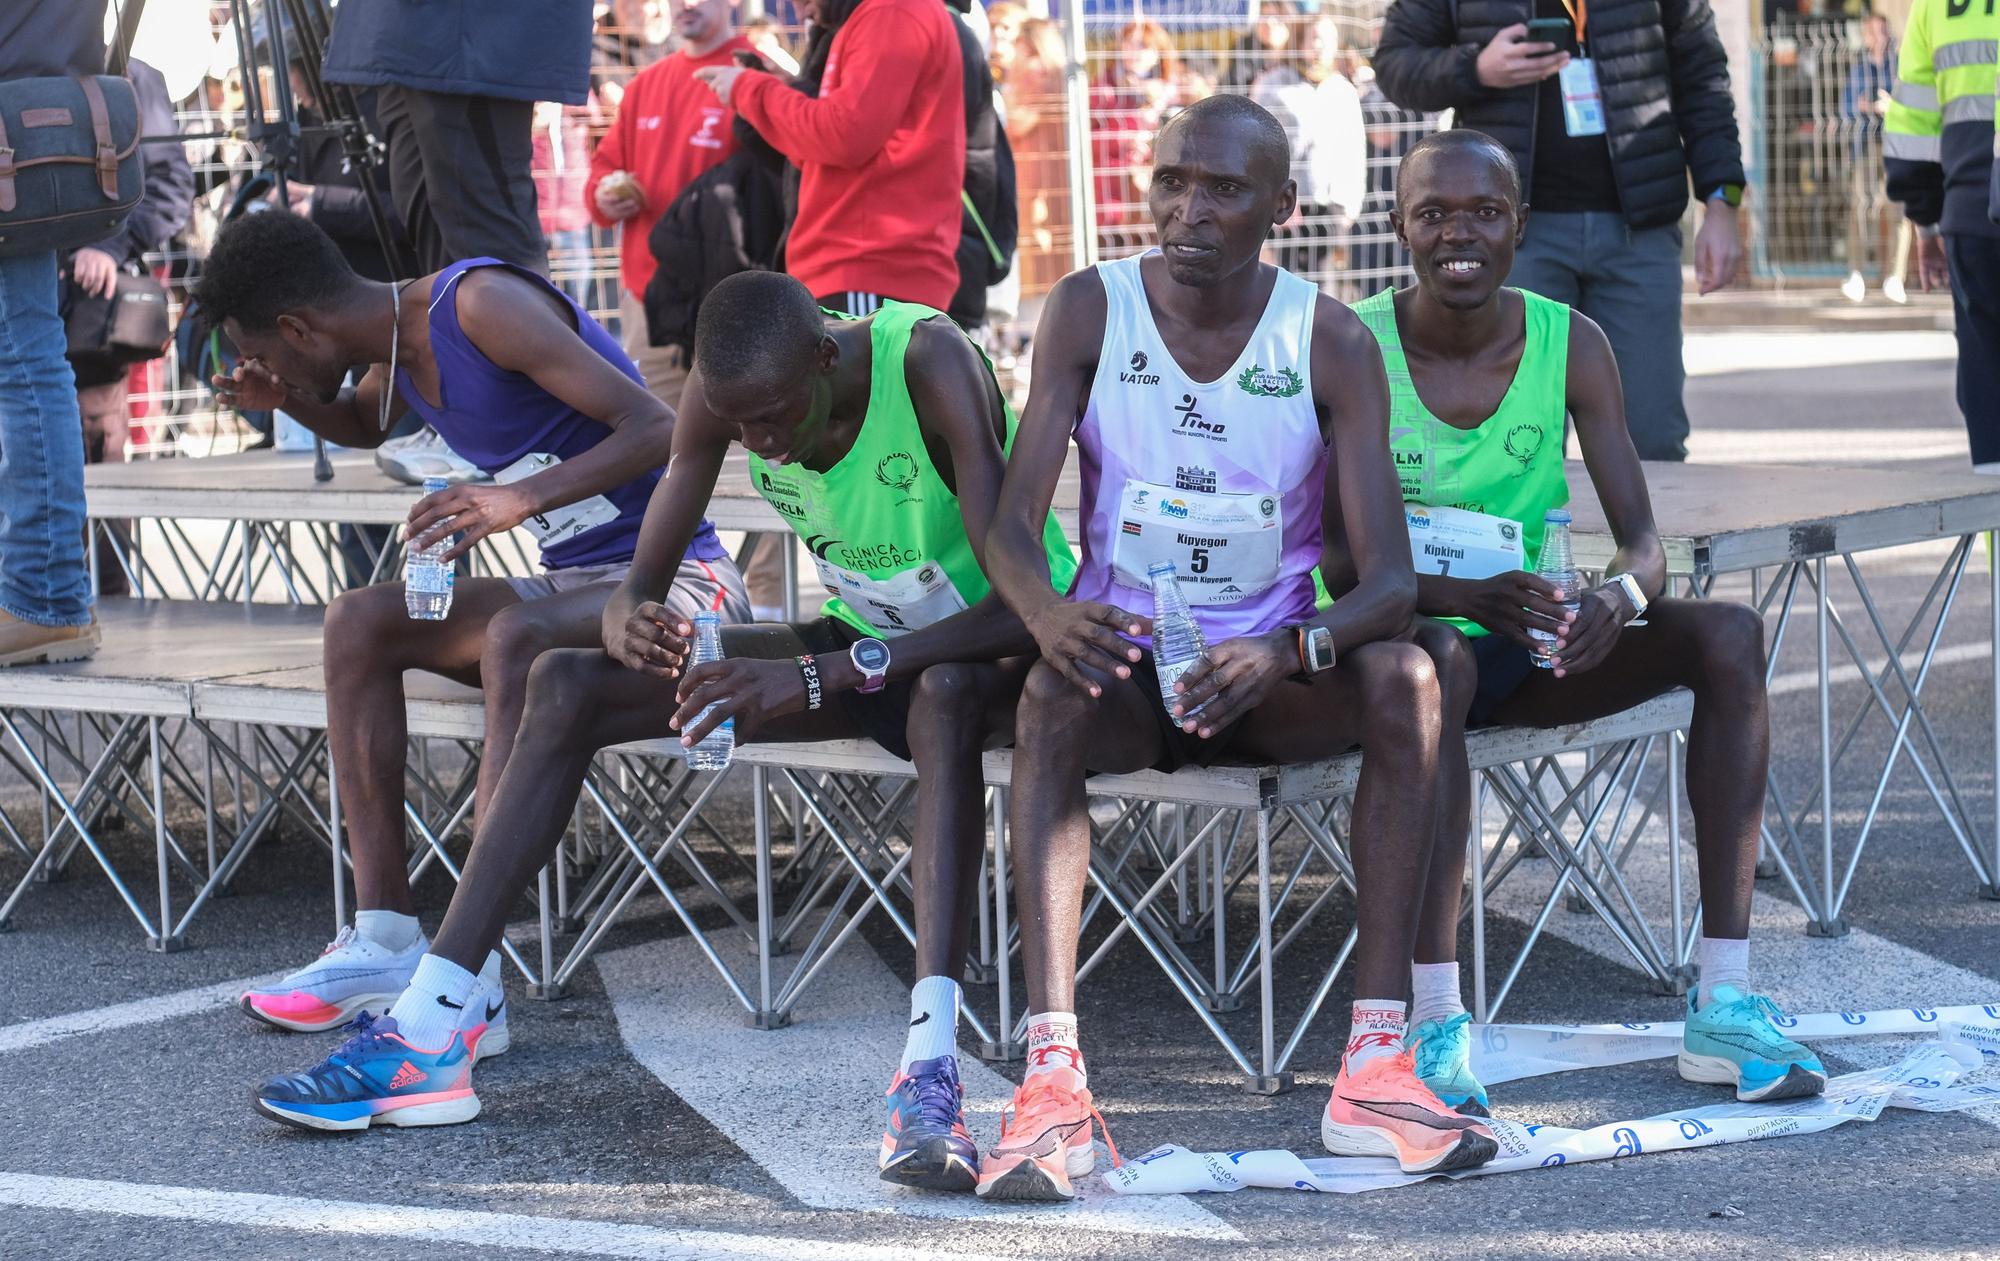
[1105,1004,2000,1197]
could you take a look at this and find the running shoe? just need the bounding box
[1679,985,1827,1102]
[468,967,511,1062]
[1411,1012,1490,1117]
[252,1012,481,1131]
[1323,1048,1499,1173]
[239,925,426,1034]
[974,1067,1119,1202]
[878,1055,978,1192]
[374,426,490,486]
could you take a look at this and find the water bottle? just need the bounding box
[404,475,455,621]
[687,611,735,770]
[1148,561,1208,721]
[1528,508,1581,668]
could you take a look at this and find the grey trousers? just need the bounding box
[1508,210,1688,462]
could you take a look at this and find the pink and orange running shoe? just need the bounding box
[1322,1047,1499,1173]
[975,1066,1120,1202]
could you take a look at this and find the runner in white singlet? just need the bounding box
[979,95,1499,1202]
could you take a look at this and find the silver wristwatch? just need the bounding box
[1607,572,1648,620]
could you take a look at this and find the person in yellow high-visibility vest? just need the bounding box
[1885,0,1999,470]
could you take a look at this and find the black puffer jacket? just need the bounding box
[1373,0,1743,229]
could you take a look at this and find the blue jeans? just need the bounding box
[1508,211,1689,462]
[0,251,91,625]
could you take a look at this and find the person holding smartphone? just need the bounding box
[1372,0,1746,464]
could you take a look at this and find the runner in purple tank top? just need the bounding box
[981,95,1497,1201]
[197,212,746,1059]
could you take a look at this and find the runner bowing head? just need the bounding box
[979,94,1498,1202]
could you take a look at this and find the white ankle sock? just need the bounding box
[1025,1010,1085,1085]
[354,909,421,953]
[1343,1000,1408,1073]
[1697,936,1750,1007]
[900,976,961,1072]
[386,954,479,1050]
[1410,962,1466,1027]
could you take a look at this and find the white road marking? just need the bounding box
[596,937,1238,1240]
[1765,640,1989,698]
[1479,806,2000,1129]
[0,971,281,1056]
[1683,330,1958,376]
[0,1171,1009,1261]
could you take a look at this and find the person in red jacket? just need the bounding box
[693,0,966,315]
[586,0,751,406]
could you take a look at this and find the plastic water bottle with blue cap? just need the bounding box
[1528,507,1580,668]
[687,608,734,770]
[404,475,455,621]
[1148,560,1208,720]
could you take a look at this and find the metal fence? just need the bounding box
[1749,19,1905,284]
[111,5,1895,461]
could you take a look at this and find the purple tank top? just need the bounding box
[394,258,723,572]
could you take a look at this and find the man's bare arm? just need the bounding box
[602,366,733,677]
[987,269,1144,695]
[1311,297,1415,650]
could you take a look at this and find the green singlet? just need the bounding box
[1315,286,1571,637]
[749,301,1077,638]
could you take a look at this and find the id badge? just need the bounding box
[493,452,621,546]
[1559,58,1607,137]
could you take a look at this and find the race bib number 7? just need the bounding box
[1405,503,1524,579]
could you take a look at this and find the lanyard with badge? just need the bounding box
[1556,0,1607,137]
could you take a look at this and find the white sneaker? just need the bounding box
[240,925,427,1033]
[1841,271,1867,304]
[467,959,511,1062]
[1883,275,1908,304]
[374,426,491,486]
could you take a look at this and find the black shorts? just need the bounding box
[1468,632,1539,727]
[1125,653,1245,773]
[796,617,917,761]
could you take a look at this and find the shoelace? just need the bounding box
[1003,1076,1123,1168]
[910,1061,965,1133]
[321,1011,393,1071]
[1718,992,1798,1043]
[318,924,359,958]
[1410,1012,1471,1079]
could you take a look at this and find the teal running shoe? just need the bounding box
[1411,1012,1491,1117]
[1679,985,1827,1102]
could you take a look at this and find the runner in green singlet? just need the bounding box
[417,269,1075,1195]
[1322,130,1826,1121]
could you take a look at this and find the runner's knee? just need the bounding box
[480,603,562,703]
[906,663,987,748]
[520,648,619,748]
[1688,601,1766,696]
[1413,621,1477,722]
[1353,641,1442,750]
[322,585,409,678]
[1018,659,1097,734]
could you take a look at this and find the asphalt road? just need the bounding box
[1,327,1997,1261]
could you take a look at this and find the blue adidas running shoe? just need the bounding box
[1412,1011,1491,1117]
[1679,985,1827,1102]
[253,1012,482,1132]
[878,1055,979,1192]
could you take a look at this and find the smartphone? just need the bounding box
[1524,17,1577,56]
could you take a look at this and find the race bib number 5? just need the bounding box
[1111,480,1283,606]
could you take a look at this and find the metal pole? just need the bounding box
[1989,531,2000,900]
[1810,556,1845,936]
[1061,5,1098,270]
[1470,772,1487,1023]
